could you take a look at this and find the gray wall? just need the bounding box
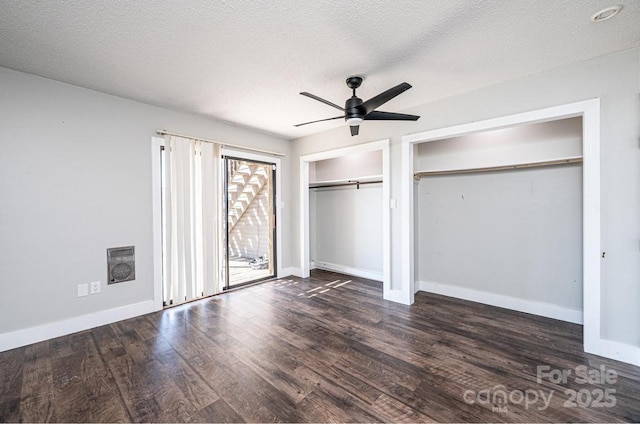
[311,185,383,276]
[291,47,640,348]
[417,165,583,310]
[0,67,290,334]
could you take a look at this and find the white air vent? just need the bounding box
[107,246,135,284]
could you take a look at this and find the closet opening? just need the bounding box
[309,150,383,282]
[299,139,392,299]
[401,99,601,355]
[414,117,584,324]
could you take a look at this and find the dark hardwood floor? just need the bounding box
[1,269,639,422]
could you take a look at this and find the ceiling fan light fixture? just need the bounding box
[346,117,363,126]
[591,5,622,22]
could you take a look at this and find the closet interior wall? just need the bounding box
[309,150,383,280]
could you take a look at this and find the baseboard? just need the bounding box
[313,260,382,282]
[417,280,583,324]
[0,300,156,353]
[280,267,301,278]
[598,339,640,367]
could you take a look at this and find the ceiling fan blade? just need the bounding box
[350,125,359,136]
[300,92,344,111]
[361,82,412,115]
[294,116,343,127]
[364,110,420,121]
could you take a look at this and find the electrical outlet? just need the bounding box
[77,283,89,297]
[90,280,101,295]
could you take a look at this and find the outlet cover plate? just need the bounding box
[90,281,101,295]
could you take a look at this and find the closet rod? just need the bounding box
[157,129,285,157]
[309,180,382,190]
[414,157,583,180]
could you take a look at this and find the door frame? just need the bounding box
[151,136,164,311]
[401,99,601,355]
[222,154,278,289]
[219,147,283,285]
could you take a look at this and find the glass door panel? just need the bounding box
[223,157,276,289]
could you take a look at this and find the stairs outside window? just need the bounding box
[225,159,274,286]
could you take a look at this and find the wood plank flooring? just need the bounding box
[1,269,639,422]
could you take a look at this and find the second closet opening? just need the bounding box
[309,149,383,282]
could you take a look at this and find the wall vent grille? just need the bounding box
[107,246,135,284]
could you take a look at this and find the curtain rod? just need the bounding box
[414,157,583,179]
[157,130,285,157]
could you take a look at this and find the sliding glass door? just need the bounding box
[223,157,276,289]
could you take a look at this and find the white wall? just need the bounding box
[308,161,317,183]
[0,67,290,338]
[311,150,382,183]
[415,117,583,170]
[291,47,640,351]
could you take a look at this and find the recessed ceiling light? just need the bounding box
[591,5,623,22]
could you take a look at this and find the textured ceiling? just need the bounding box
[1,0,639,139]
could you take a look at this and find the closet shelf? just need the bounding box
[414,156,583,180]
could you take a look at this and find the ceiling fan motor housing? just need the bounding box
[345,96,364,122]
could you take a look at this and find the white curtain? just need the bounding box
[163,135,222,306]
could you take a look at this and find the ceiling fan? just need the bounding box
[295,76,420,136]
